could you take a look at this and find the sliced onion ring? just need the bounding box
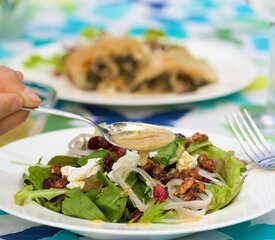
[68,133,94,156]
[112,166,158,212]
[166,179,184,202]
[165,189,213,210]
[198,168,226,186]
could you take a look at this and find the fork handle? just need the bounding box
[21,106,98,129]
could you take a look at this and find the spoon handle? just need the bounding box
[21,106,104,134]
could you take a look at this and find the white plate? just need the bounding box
[1,127,275,240]
[8,39,257,106]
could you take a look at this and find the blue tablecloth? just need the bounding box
[1,0,274,239]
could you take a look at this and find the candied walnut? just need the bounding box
[191,132,209,142]
[142,161,165,179]
[185,132,209,146]
[151,165,164,178]
[170,171,181,179]
[42,177,69,189]
[174,177,206,201]
[183,190,197,201]
[183,187,198,201]
[180,167,201,180]
[180,167,211,183]
[157,171,180,184]
[183,181,205,201]
[174,178,194,196]
[141,159,156,172]
[198,153,217,173]
[193,181,205,193]
[51,164,63,176]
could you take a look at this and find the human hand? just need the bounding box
[0,66,41,135]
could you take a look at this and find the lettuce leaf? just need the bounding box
[23,54,65,73]
[207,179,243,212]
[151,138,184,167]
[199,146,245,188]
[136,202,174,223]
[28,166,56,190]
[44,200,62,213]
[62,188,107,221]
[86,171,128,222]
[193,145,246,212]
[14,185,67,205]
[144,29,165,42]
[126,172,151,203]
[77,150,107,167]
[93,186,127,222]
[80,27,104,39]
[186,140,211,153]
[47,155,80,167]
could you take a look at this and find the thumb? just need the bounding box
[0,66,41,107]
[20,87,41,107]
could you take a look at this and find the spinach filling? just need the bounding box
[113,54,138,81]
[86,62,109,89]
[177,74,204,92]
[134,73,172,92]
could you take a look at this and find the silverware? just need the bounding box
[226,108,275,169]
[21,106,175,150]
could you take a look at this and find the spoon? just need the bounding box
[21,107,175,151]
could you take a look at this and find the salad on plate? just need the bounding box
[14,130,246,224]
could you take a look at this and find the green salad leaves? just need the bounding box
[14,131,246,223]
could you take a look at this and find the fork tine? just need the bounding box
[238,110,268,156]
[226,114,257,160]
[231,112,263,158]
[257,155,275,169]
[243,109,273,153]
[227,109,275,169]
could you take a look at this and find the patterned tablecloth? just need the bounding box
[0,0,274,239]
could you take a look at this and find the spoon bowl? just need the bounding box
[21,107,175,151]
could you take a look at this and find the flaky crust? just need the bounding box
[131,48,218,93]
[64,35,150,91]
[63,34,218,94]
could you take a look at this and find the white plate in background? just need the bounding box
[7,39,257,106]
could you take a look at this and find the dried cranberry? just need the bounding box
[50,195,65,204]
[157,173,169,182]
[42,177,68,189]
[153,184,168,203]
[109,146,126,158]
[201,177,211,183]
[88,136,112,150]
[130,209,143,222]
[104,153,115,172]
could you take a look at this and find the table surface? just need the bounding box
[1,0,275,239]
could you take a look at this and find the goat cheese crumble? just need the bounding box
[176,151,197,172]
[61,158,101,189]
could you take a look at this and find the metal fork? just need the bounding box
[226,108,275,169]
